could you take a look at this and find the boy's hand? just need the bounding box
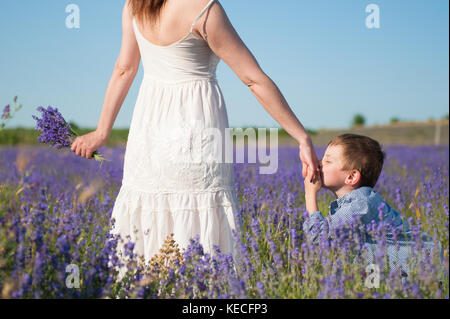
[304,166,322,194]
[304,166,322,215]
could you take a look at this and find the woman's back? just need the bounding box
[132,0,220,82]
[133,0,213,47]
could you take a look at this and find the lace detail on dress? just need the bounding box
[123,113,235,193]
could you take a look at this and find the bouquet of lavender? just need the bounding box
[0,95,22,131]
[32,106,110,167]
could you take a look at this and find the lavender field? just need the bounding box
[0,144,448,298]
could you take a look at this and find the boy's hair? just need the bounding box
[327,134,386,188]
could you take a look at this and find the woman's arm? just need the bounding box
[71,0,140,159]
[96,0,141,140]
[196,0,320,176]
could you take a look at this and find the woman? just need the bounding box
[70,0,320,268]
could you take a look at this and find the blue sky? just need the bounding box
[0,0,448,130]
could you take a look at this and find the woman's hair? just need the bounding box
[128,0,168,26]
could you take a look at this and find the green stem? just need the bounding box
[93,152,111,168]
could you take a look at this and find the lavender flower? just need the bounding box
[1,96,22,131]
[32,106,74,149]
[0,144,447,299]
[2,104,10,120]
[32,106,109,166]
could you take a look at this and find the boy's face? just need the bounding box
[320,144,350,190]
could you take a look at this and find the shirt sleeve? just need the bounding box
[302,199,372,244]
[302,211,330,244]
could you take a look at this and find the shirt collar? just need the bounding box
[329,186,374,213]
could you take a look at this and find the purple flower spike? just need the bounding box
[2,104,10,120]
[32,106,75,149]
[32,105,109,166]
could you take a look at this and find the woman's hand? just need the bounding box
[298,136,320,181]
[70,130,108,159]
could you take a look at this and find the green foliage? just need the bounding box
[0,128,319,146]
[68,121,80,133]
[0,128,40,145]
[352,114,366,127]
[0,128,130,147]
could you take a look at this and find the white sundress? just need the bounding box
[110,0,240,269]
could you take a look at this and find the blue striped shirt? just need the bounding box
[302,186,442,276]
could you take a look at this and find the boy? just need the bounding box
[302,133,440,276]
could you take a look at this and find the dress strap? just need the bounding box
[190,0,216,33]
